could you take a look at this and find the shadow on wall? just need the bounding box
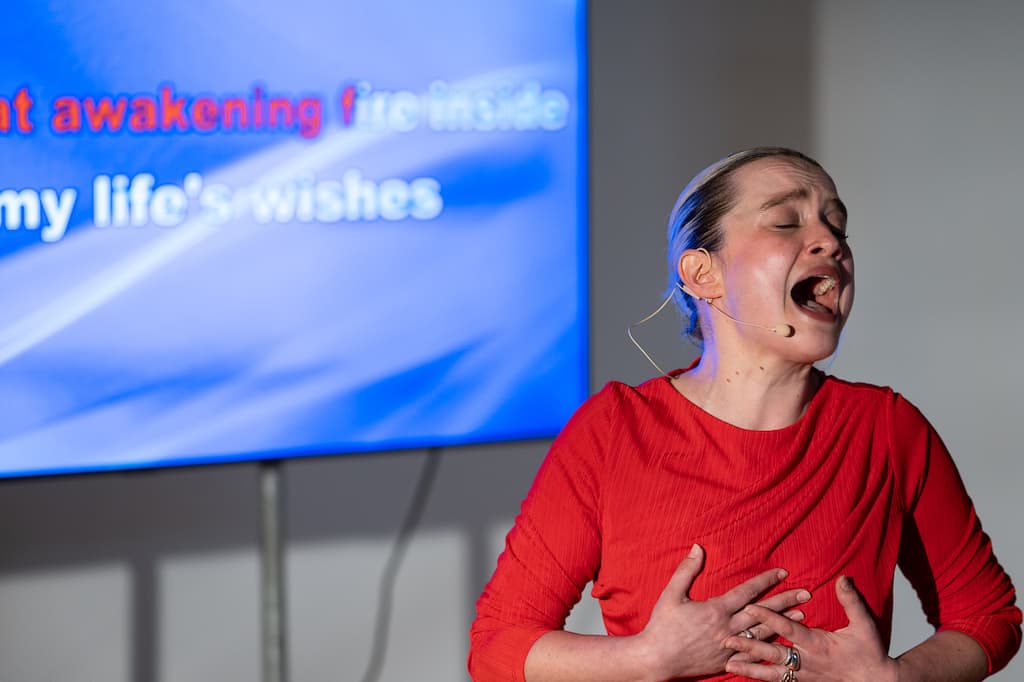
[0,442,549,681]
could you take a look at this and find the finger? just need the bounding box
[725,618,800,662]
[723,634,786,661]
[733,587,809,636]
[717,568,788,612]
[727,648,764,664]
[754,587,812,615]
[734,608,804,642]
[725,654,788,681]
[725,639,794,680]
[785,609,806,623]
[743,604,809,643]
[836,575,874,633]
[724,634,778,659]
[663,543,705,602]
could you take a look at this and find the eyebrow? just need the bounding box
[759,188,848,221]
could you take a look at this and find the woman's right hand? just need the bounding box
[635,543,811,681]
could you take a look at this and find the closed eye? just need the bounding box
[823,209,848,240]
[824,220,849,241]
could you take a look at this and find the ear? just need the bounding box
[677,248,721,301]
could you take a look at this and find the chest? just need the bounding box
[592,422,903,634]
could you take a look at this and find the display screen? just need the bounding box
[0,1,588,477]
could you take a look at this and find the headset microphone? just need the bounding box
[626,284,795,378]
[709,305,795,337]
[679,284,795,337]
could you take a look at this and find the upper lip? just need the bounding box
[794,263,842,286]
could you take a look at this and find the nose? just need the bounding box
[806,217,845,259]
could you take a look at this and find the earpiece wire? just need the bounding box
[626,290,678,378]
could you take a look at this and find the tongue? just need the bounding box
[800,299,831,314]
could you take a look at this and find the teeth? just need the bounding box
[812,276,836,296]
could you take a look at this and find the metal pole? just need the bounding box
[260,460,287,682]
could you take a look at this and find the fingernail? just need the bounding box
[689,543,700,558]
[797,590,811,602]
[839,575,853,591]
[790,610,805,621]
[777,568,789,579]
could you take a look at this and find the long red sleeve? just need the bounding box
[890,396,1022,673]
[468,389,608,681]
[468,375,1021,680]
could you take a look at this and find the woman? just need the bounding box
[468,148,1021,681]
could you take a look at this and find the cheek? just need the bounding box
[731,253,793,309]
[751,249,794,289]
[841,259,856,312]
[720,235,798,302]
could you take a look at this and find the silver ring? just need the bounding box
[781,670,797,682]
[739,628,755,639]
[783,645,801,671]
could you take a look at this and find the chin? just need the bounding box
[784,331,842,365]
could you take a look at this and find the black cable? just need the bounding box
[360,447,442,682]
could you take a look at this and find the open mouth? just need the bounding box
[791,275,838,316]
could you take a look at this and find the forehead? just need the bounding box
[728,156,838,205]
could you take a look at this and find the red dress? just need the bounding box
[468,373,1021,680]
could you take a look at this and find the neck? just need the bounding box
[672,350,821,430]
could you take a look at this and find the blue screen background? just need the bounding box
[0,0,587,477]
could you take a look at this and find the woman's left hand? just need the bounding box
[722,576,900,682]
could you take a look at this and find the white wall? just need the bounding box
[0,2,1020,680]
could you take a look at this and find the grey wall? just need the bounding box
[1,1,1020,680]
[813,0,1024,669]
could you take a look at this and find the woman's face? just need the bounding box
[713,156,855,363]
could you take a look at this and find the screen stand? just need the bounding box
[260,460,288,682]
